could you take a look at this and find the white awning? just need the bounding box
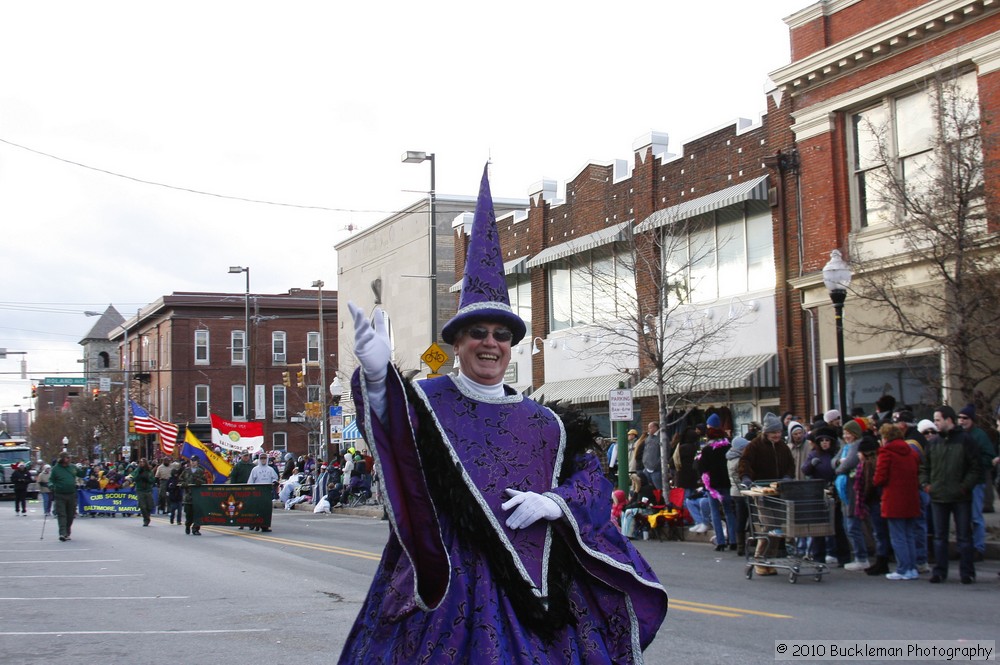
[449,255,531,293]
[631,353,778,397]
[525,220,632,268]
[530,373,629,406]
[634,176,770,233]
[342,420,362,440]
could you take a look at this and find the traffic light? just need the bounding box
[92,388,100,401]
[31,385,37,399]
[296,371,305,388]
[282,371,291,387]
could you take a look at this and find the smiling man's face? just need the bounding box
[454,322,512,385]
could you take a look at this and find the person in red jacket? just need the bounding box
[874,422,922,580]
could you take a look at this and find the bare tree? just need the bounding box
[566,214,756,485]
[849,70,1000,407]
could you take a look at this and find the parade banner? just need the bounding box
[191,483,272,529]
[78,488,159,515]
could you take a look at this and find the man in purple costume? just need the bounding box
[338,165,667,664]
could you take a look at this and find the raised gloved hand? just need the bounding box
[348,301,390,383]
[502,488,562,529]
[810,457,820,467]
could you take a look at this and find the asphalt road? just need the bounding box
[0,504,996,664]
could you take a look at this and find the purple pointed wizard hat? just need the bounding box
[441,163,527,345]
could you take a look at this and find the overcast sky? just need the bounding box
[0,0,807,414]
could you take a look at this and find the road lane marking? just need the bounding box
[670,599,793,619]
[196,525,382,560]
[0,596,189,601]
[0,560,122,564]
[0,574,143,579]
[0,629,269,636]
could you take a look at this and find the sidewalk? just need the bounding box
[681,495,1000,559]
[279,500,384,520]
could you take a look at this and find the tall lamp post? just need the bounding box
[402,150,437,345]
[822,249,853,417]
[229,266,252,420]
[312,280,328,460]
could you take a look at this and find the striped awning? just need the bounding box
[342,419,362,440]
[530,373,629,406]
[631,353,778,397]
[634,176,769,233]
[449,255,531,293]
[525,220,632,269]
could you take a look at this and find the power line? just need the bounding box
[0,136,398,215]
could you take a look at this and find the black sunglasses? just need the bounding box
[465,326,513,343]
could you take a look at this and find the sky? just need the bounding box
[0,0,808,414]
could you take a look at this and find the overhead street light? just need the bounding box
[229,266,251,419]
[402,150,438,346]
[312,279,329,460]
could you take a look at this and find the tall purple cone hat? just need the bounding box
[441,163,527,346]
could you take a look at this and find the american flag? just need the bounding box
[130,400,179,454]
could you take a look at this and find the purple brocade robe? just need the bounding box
[338,368,667,664]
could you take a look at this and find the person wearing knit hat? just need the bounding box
[786,420,809,483]
[738,412,796,575]
[706,413,722,430]
[824,409,842,426]
[956,403,994,562]
[842,418,863,441]
[923,404,979,584]
[342,165,666,661]
[917,419,937,437]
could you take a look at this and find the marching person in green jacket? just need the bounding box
[920,405,981,584]
[130,458,156,526]
[50,452,82,542]
[180,458,207,535]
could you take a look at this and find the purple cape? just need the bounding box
[338,368,667,664]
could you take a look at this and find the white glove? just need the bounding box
[502,488,562,530]
[349,301,390,383]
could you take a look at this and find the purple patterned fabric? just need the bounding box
[339,369,667,664]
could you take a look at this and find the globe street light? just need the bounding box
[822,249,853,417]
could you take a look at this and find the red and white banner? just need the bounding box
[210,414,264,453]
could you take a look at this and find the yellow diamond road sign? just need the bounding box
[421,342,448,373]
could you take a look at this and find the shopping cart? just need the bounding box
[741,481,835,583]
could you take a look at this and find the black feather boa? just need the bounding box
[402,379,599,640]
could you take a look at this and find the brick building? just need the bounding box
[93,289,338,459]
[769,0,1000,419]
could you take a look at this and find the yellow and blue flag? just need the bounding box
[180,429,232,484]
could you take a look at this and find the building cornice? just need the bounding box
[771,0,999,94]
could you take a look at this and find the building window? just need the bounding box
[308,431,323,459]
[507,274,532,326]
[194,330,209,365]
[662,201,774,306]
[307,332,320,363]
[272,385,286,420]
[851,71,979,228]
[232,385,247,420]
[546,246,635,331]
[828,355,940,419]
[98,351,110,369]
[272,432,287,453]
[195,385,210,420]
[307,384,321,403]
[272,331,287,364]
[232,330,246,365]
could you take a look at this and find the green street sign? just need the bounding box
[41,377,87,386]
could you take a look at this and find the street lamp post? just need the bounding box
[402,150,437,345]
[229,266,252,420]
[312,280,328,460]
[822,249,853,417]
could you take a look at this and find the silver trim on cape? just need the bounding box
[412,376,562,602]
[359,366,452,613]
